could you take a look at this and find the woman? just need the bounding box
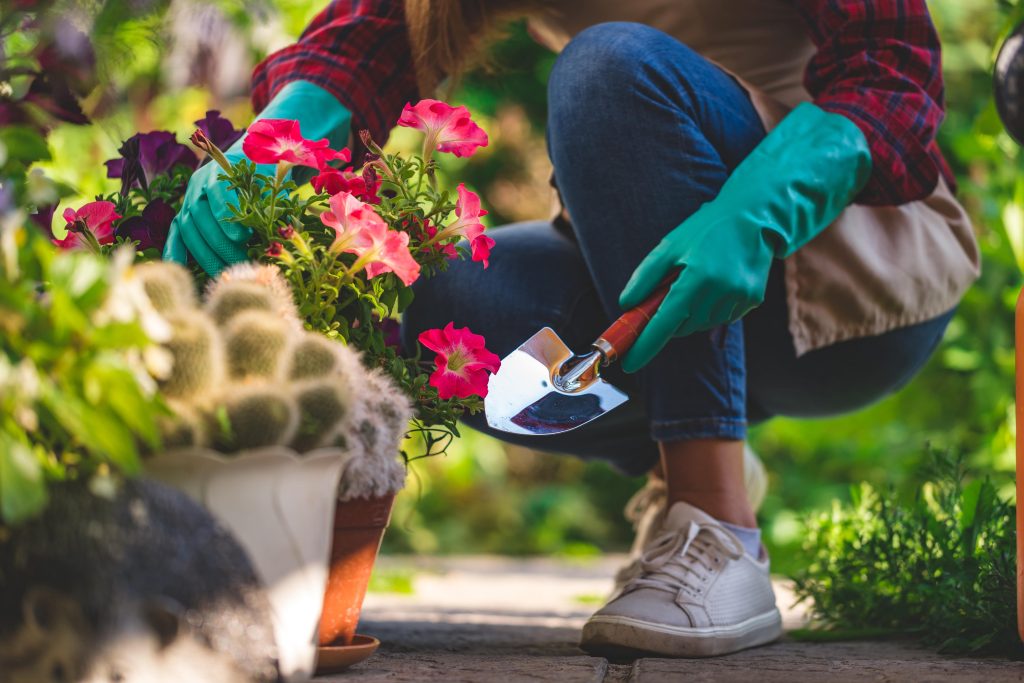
[165,0,979,658]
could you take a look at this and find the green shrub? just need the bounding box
[792,454,1019,655]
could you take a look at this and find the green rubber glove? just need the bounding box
[618,102,872,373]
[163,80,352,276]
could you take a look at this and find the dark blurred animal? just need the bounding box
[0,478,278,683]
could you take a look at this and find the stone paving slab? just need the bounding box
[318,556,1024,682]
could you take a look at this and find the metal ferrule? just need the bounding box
[554,349,603,393]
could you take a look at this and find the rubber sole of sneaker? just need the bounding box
[579,608,783,658]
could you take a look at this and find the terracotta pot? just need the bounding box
[318,494,395,646]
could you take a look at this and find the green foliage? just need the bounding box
[0,226,166,525]
[792,454,1019,655]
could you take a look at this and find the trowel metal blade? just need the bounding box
[484,327,629,436]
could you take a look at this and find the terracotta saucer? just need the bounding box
[315,634,381,675]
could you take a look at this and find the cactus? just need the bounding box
[148,262,411,501]
[286,333,342,381]
[222,311,290,380]
[134,262,198,314]
[205,264,299,326]
[158,404,207,450]
[205,281,280,328]
[208,386,298,453]
[290,380,351,452]
[158,313,223,400]
[359,370,413,455]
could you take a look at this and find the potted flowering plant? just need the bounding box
[39,99,505,671]
[180,102,504,660]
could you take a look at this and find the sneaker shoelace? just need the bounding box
[613,481,668,589]
[624,520,745,598]
[623,479,667,527]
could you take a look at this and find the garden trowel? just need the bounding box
[485,278,673,436]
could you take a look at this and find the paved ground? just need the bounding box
[320,555,1024,682]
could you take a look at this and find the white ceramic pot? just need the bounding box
[146,446,354,683]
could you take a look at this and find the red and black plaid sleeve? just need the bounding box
[251,0,418,148]
[793,0,956,206]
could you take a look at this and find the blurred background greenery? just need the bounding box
[27,0,1024,576]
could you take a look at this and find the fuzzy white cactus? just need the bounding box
[145,262,410,499]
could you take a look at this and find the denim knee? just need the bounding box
[548,22,702,115]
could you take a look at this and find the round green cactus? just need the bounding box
[222,311,290,380]
[205,281,279,328]
[158,313,223,400]
[134,262,197,314]
[286,333,342,381]
[208,386,299,453]
[290,380,352,452]
[158,404,207,450]
[205,263,300,326]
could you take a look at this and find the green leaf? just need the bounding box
[959,479,984,530]
[42,390,141,474]
[0,126,51,165]
[0,433,48,524]
[84,358,163,448]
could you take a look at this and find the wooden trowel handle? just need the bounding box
[594,273,676,364]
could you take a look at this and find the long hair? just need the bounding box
[404,0,537,95]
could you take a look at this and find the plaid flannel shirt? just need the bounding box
[252,0,954,206]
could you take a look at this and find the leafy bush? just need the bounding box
[0,226,166,525]
[792,454,1019,655]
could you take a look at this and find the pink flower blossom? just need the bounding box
[397,100,488,158]
[423,221,458,259]
[418,322,501,399]
[321,192,421,286]
[445,184,494,267]
[242,119,351,170]
[54,201,120,250]
[364,229,420,285]
[311,168,382,204]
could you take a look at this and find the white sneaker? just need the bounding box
[582,501,782,658]
[610,444,768,598]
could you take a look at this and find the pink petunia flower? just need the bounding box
[397,100,488,158]
[417,322,501,399]
[242,119,351,170]
[321,192,421,286]
[311,168,382,204]
[444,184,494,267]
[54,201,120,250]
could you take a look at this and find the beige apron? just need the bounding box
[529,0,980,355]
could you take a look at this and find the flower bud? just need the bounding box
[359,129,384,156]
[190,129,232,170]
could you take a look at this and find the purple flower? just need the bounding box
[23,72,89,126]
[105,131,198,193]
[114,199,176,252]
[195,110,243,151]
[379,317,403,353]
[29,203,58,240]
[35,20,96,97]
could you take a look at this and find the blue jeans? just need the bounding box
[400,23,954,476]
